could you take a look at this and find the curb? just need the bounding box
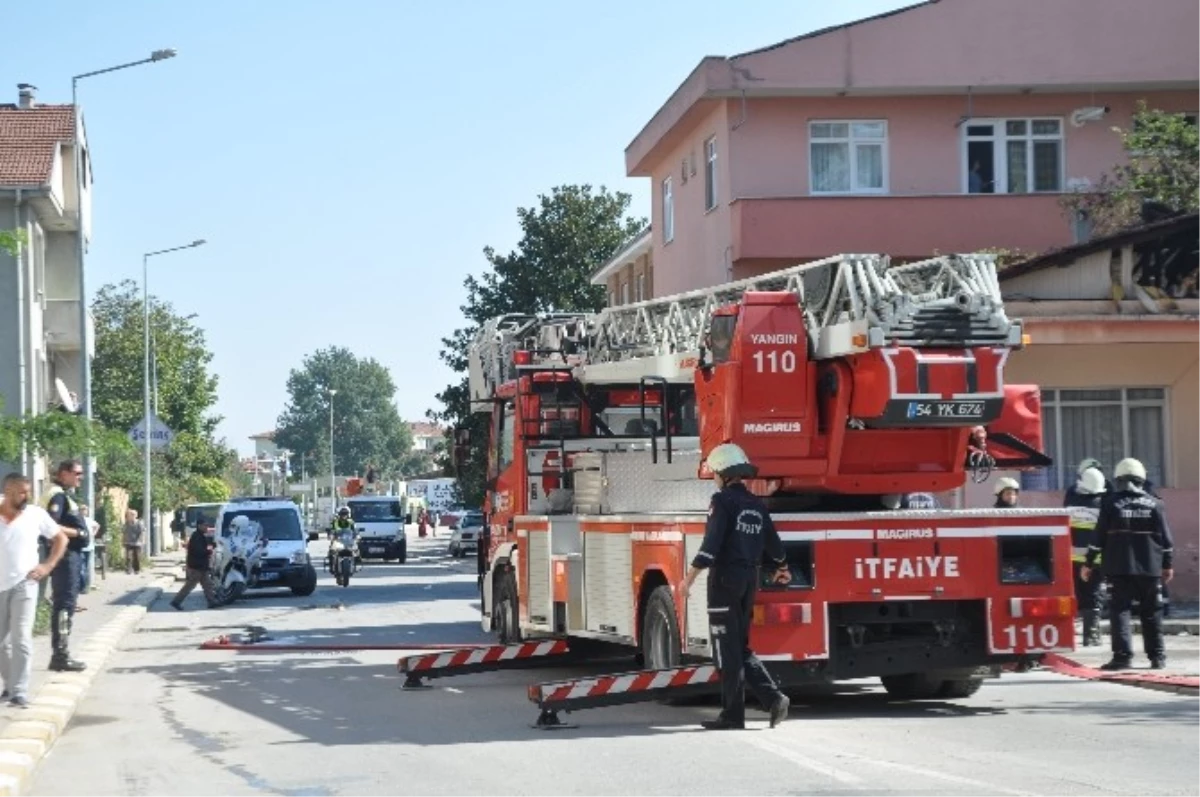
[0,575,174,796]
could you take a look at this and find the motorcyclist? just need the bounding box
[1065,467,1106,646]
[993,477,1020,508]
[328,507,355,571]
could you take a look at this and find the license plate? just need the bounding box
[369,547,384,554]
[259,571,279,581]
[906,400,985,420]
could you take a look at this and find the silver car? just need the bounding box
[448,511,484,558]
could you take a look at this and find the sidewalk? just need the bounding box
[0,551,184,738]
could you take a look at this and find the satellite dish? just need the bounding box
[55,378,78,413]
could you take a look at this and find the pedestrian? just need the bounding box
[0,473,70,706]
[40,460,90,672]
[993,477,1020,508]
[1065,467,1106,646]
[122,509,145,574]
[418,509,428,539]
[171,520,218,610]
[1082,458,1174,670]
[679,443,791,731]
[78,504,99,595]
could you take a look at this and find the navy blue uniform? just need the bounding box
[692,483,787,726]
[43,485,89,661]
[1086,489,1173,664]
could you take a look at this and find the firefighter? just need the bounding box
[679,443,791,731]
[1066,467,1106,646]
[1082,458,1174,670]
[1064,458,1112,502]
[993,477,1020,508]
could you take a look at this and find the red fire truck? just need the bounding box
[400,253,1073,725]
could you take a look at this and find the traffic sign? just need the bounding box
[129,414,174,450]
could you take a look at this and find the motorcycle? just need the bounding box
[208,519,268,606]
[328,528,360,587]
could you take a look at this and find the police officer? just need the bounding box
[41,460,89,672]
[328,507,354,570]
[1082,458,1174,670]
[1065,467,1106,646]
[993,477,1020,508]
[679,443,791,731]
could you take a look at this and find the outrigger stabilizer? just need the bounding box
[526,663,721,730]
[397,640,573,690]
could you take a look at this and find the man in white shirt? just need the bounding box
[0,473,68,707]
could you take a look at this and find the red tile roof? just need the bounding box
[0,104,75,186]
[410,421,443,438]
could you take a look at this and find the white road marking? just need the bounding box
[741,735,865,785]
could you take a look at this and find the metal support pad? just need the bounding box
[397,640,572,687]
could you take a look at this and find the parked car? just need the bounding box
[448,511,484,558]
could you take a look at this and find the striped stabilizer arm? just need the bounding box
[529,664,721,711]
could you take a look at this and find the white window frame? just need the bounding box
[808,119,889,195]
[704,136,718,211]
[1036,387,1171,490]
[662,176,674,243]
[960,117,1065,194]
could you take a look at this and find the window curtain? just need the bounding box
[812,143,850,192]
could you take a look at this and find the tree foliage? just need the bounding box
[89,280,235,506]
[0,228,27,257]
[1063,104,1200,235]
[430,185,646,505]
[274,347,416,478]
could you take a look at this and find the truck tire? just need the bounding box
[938,677,985,699]
[496,569,522,645]
[291,565,318,597]
[640,586,681,670]
[880,673,944,700]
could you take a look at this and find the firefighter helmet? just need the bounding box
[229,515,251,533]
[993,477,1020,496]
[1077,457,1103,476]
[1114,458,1147,482]
[706,443,758,479]
[1077,467,1106,495]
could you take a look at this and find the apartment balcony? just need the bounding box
[43,299,94,355]
[730,194,1076,266]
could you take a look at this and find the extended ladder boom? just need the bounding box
[468,252,1022,407]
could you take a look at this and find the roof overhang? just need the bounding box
[591,228,653,286]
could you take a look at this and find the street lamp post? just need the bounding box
[73,48,177,518]
[328,389,337,511]
[143,239,205,556]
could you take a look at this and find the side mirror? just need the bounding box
[697,344,711,372]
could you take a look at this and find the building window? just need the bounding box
[662,176,674,243]
[635,273,645,303]
[704,136,718,210]
[964,118,1063,194]
[1021,388,1168,492]
[809,120,887,194]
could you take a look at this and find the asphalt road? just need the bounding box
[31,532,1200,796]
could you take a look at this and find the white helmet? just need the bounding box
[1077,457,1103,476]
[706,443,758,479]
[993,477,1020,496]
[1077,467,1107,495]
[1114,458,1147,482]
[229,515,251,532]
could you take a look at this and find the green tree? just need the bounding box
[89,280,234,505]
[430,184,646,505]
[0,229,27,257]
[1063,104,1200,235]
[274,347,415,478]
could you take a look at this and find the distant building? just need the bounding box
[410,421,443,452]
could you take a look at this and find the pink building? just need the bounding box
[624,0,1199,297]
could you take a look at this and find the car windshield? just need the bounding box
[186,505,221,527]
[349,501,404,522]
[460,512,484,527]
[221,508,302,541]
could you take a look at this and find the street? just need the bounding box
[31,532,1199,797]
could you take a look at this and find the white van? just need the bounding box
[345,494,408,563]
[215,497,318,595]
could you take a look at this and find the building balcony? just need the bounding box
[43,299,94,355]
[730,194,1076,267]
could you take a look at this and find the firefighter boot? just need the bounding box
[1081,611,1102,647]
[48,609,86,673]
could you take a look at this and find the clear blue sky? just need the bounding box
[3,0,910,456]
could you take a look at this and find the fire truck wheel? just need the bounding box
[497,569,522,645]
[880,673,944,700]
[641,586,682,671]
[937,677,984,699]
